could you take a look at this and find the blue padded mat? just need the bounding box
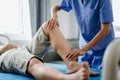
[0,63,101,80]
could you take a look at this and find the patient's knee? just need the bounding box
[28,58,43,72]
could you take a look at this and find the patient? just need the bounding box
[0,18,90,80]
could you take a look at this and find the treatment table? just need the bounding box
[0,63,101,80]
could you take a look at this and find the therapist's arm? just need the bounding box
[51,5,60,18]
[66,23,110,61]
[51,5,61,29]
[83,23,110,52]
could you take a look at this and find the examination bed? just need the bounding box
[0,63,101,80]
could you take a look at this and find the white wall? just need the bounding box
[112,0,120,38]
[50,0,79,39]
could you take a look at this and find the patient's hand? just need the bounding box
[0,44,18,54]
[5,44,18,50]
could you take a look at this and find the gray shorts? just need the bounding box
[0,47,40,75]
[0,24,49,76]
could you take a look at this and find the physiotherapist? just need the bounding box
[51,0,115,69]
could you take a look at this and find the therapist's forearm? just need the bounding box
[51,5,60,18]
[82,23,110,53]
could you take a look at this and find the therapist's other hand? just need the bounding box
[43,18,57,37]
[51,16,59,29]
[66,49,85,61]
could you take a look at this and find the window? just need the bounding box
[112,0,120,38]
[0,0,32,40]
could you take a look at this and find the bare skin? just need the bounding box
[43,18,99,75]
[0,44,18,55]
[28,58,89,80]
[42,19,82,74]
[51,5,110,73]
[65,23,110,61]
[0,44,89,80]
[0,19,89,80]
[28,19,90,80]
[51,5,110,60]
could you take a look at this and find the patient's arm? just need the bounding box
[0,44,18,55]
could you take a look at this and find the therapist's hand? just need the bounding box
[51,16,59,29]
[43,18,58,37]
[66,49,86,61]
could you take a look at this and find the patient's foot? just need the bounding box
[66,61,81,74]
[66,61,99,76]
[67,62,89,80]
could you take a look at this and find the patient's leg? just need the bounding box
[49,27,81,74]
[28,58,89,80]
[43,19,98,75]
[26,23,50,57]
[42,21,81,74]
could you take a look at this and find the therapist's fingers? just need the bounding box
[42,19,51,37]
[53,17,60,27]
[70,53,79,61]
[49,18,56,30]
[51,17,59,29]
[66,50,73,58]
[90,71,99,76]
[70,50,80,61]
[66,49,79,61]
[66,49,77,57]
[66,50,75,60]
[46,18,54,29]
[68,50,78,61]
[46,19,51,28]
[49,18,54,29]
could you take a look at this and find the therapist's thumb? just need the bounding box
[82,62,89,70]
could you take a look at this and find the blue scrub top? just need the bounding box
[57,0,115,50]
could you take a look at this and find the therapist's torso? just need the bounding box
[58,0,115,50]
